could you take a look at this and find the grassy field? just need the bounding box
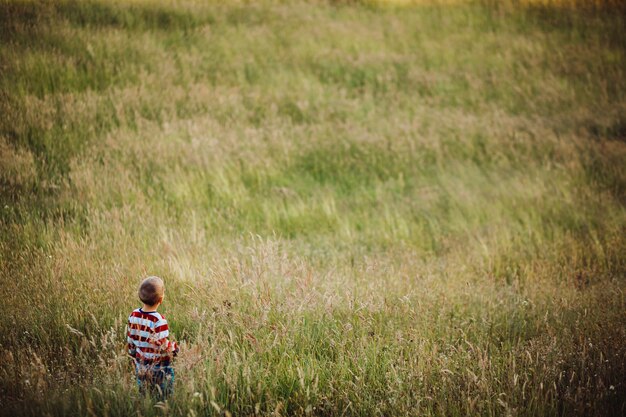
[1,0,625,415]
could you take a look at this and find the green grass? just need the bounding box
[1,0,625,416]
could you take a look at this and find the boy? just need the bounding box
[127,276,179,399]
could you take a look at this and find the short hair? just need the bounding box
[138,276,164,306]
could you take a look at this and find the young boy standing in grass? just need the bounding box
[127,276,179,399]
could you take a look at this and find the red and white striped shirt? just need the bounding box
[127,308,178,364]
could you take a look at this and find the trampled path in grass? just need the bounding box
[0,1,625,416]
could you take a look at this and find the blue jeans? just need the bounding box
[135,362,174,399]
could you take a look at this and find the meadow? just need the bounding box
[1,0,625,415]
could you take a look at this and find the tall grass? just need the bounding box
[1,0,625,416]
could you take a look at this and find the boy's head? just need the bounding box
[138,276,165,307]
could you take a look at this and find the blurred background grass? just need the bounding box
[0,0,625,416]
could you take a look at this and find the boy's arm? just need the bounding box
[126,319,137,359]
[154,316,179,357]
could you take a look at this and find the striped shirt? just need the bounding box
[127,308,178,364]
